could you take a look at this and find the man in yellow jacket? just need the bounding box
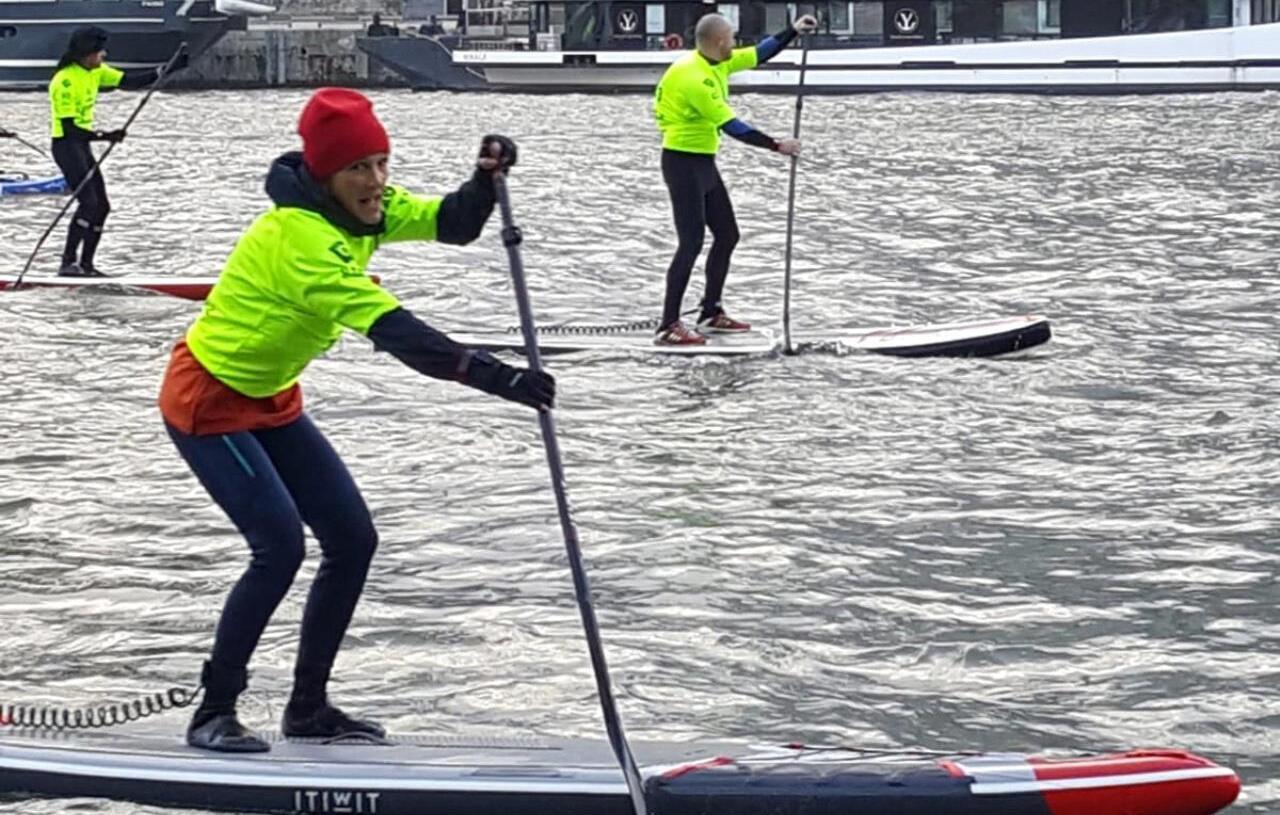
[652,12,816,345]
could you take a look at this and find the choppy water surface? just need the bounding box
[0,89,1277,813]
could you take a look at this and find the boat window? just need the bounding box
[766,3,790,31]
[645,4,665,34]
[563,2,600,47]
[1040,0,1061,31]
[936,1,954,34]
[717,3,741,31]
[1002,0,1039,35]
[1129,0,1208,32]
[1206,0,1230,25]
[828,1,853,33]
[851,0,883,35]
[0,27,16,39]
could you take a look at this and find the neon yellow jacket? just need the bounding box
[187,154,457,398]
[654,47,758,154]
[49,62,123,138]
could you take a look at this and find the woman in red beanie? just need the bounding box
[159,88,551,753]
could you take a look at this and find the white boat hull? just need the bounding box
[455,23,1280,93]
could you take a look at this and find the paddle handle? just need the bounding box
[492,173,650,815]
[781,43,808,356]
[14,43,188,288]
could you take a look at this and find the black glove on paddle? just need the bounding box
[103,128,127,144]
[464,350,554,410]
[478,134,518,173]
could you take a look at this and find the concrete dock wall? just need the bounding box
[175,9,412,88]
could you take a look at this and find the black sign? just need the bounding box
[884,1,936,45]
[612,4,643,38]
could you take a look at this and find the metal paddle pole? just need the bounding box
[781,41,809,356]
[492,172,650,815]
[0,129,51,161]
[14,42,187,288]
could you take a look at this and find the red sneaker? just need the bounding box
[654,321,707,346]
[697,312,751,333]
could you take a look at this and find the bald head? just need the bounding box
[695,13,735,61]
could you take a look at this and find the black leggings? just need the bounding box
[166,413,379,702]
[660,149,740,329]
[51,137,110,268]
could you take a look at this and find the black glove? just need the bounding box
[168,52,191,73]
[0,128,13,139]
[104,128,127,144]
[464,350,555,410]
[478,134,518,173]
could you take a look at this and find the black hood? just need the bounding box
[58,26,109,69]
[264,151,385,237]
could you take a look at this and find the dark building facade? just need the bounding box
[536,0,1264,50]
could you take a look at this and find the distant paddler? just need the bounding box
[652,13,817,346]
[48,26,189,277]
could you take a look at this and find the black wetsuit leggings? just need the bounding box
[50,137,110,268]
[660,149,740,330]
[165,413,378,704]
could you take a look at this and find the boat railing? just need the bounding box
[454,37,532,51]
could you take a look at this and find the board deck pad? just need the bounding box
[452,326,781,356]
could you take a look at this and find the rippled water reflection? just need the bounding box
[1,89,1277,813]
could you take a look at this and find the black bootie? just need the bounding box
[282,693,385,741]
[186,660,269,753]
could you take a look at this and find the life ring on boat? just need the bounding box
[663,33,684,50]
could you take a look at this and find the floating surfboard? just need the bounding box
[0,275,219,301]
[0,174,67,196]
[0,723,1240,815]
[455,315,1051,359]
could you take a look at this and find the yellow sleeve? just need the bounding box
[725,46,759,74]
[97,64,124,89]
[379,184,442,243]
[685,74,736,128]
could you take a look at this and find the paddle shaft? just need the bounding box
[1,130,50,161]
[781,42,808,356]
[492,173,650,815]
[14,43,187,288]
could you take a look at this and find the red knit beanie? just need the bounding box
[297,88,390,180]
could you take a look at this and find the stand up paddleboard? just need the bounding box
[0,273,399,302]
[0,275,220,301]
[0,174,68,196]
[0,723,1240,815]
[455,314,1051,359]
[0,276,1050,359]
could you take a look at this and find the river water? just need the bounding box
[0,88,1277,813]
